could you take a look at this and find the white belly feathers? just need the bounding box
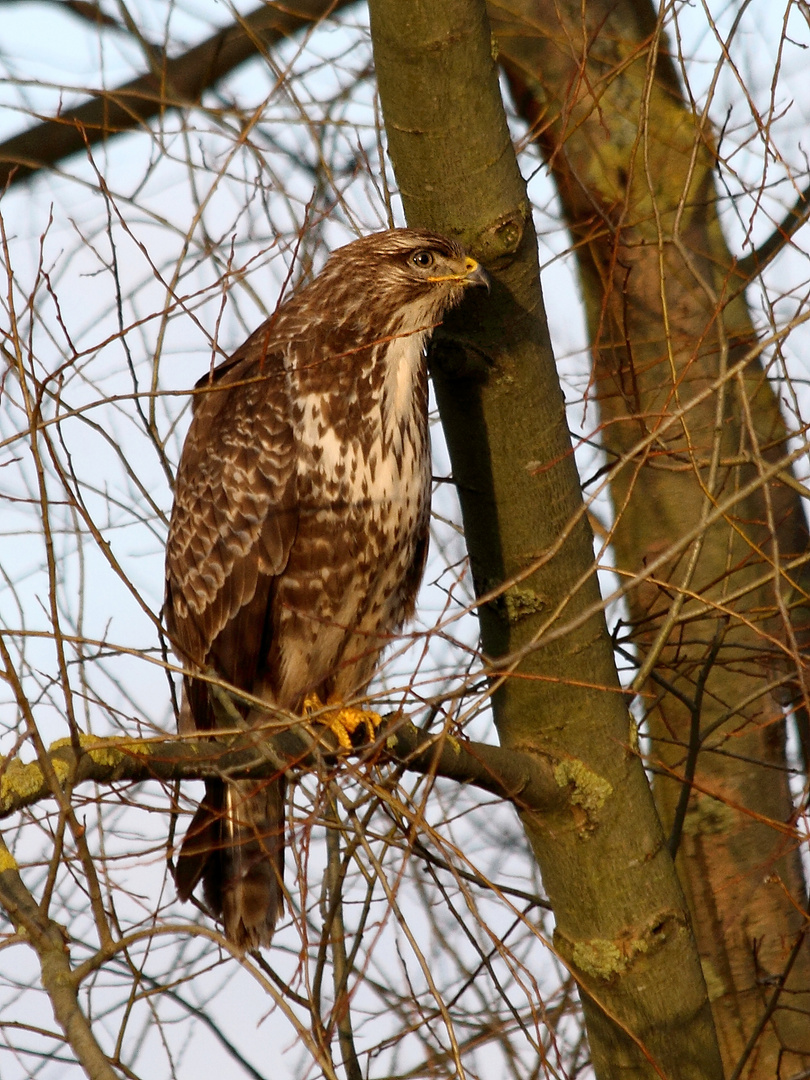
[294,328,430,515]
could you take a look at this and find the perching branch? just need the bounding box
[0,717,568,822]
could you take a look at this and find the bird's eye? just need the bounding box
[411,250,434,269]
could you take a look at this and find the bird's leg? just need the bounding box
[303,693,383,750]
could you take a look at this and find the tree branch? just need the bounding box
[0,718,567,821]
[735,178,810,281]
[0,838,120,1080]
[0,0,352,191]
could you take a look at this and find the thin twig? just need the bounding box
[324,791,363,1080]
[667,621,726,858]
[735,179,810,280]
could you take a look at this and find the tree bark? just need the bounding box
[492,1,810,1074]
[369,1,724,1076]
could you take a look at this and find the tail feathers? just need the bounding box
[175,777,285,951]
[174,780,221,903]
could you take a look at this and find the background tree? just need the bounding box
[490,2,810,1073]
[0,2,807,1079]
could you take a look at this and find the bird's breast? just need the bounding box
[292,332,430,523]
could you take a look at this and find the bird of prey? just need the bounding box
[165,228,488,950]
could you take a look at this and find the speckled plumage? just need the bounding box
[165,228,488,950]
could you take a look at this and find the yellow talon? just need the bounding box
[331,705,383,749]
[303,694,383,750]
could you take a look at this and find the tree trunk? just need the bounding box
[369,1,724,1076]
[493,1,810,1074]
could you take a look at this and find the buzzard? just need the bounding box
[165,228,488,950]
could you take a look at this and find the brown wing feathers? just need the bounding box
[167,353,296,948]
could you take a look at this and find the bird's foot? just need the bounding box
[303,693,383,750]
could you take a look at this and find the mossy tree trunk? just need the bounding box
[493,1,810,1074]
[369,1,724,1076]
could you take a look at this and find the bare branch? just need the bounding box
[0,838,120,1080]
[0,0,352,191]
[736,178,810,280]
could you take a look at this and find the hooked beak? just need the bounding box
[428,256,490,292]
[461,256,490,292]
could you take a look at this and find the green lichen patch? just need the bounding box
[0,752,73,811]
[50,734,150,769]
[0,847,19,873]
[553,758,613,816]
[501,585,547,623]
[0,758,46,811]
[573,936,629,979]
[1,736,151,814]
[51,758,70,786]
[570,912,679,981]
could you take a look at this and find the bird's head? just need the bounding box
[309,229,489,339]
